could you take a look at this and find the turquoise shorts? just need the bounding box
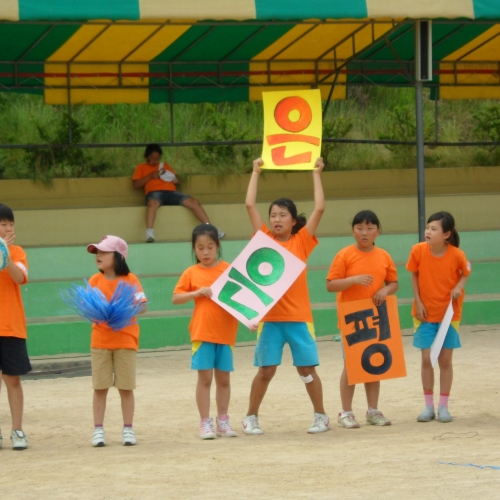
[413,319,462,350]
[254,322,319,367]
[191,341,234,371]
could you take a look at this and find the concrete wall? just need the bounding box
[2,167,500,247]
[2,166,500,209]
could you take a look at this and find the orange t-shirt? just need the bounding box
[0,245,28,339]
[132,162,177,195]
[88,273,146,351]
[173,261,239,345]
[406,242,471,322]
[260,224,318,323]
[326,245,398,304]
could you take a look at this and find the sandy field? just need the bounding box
[1,326,500,499]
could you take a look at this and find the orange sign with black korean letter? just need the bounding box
[261,89,322,170]
[338,296,406,385]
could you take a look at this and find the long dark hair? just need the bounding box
[427,211,460,247]
[351,210,381,229]
[191,223,221,262]
[268,198,306,235]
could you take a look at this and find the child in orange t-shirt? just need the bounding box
[407,212,471,424]
[85,236,147,447]
[327,210,398,429]
[132,143,224,243]
[173,224,239,440]
[0,203,31,450]
[241,157,330,436]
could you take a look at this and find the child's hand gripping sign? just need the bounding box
[262,89,322,170]
[338,296,407,385]
[210,231,306,328]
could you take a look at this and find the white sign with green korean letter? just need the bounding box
[210,230,306,328]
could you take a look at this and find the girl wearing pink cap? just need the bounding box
[86,235,147,448]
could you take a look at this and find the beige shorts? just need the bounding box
[91,348,137,390]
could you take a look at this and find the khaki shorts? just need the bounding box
[91,348,137,390]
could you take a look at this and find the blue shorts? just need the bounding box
[191,341,234,372]
[254,322,319,367]
[413,319,462,350]
[145,190,190,206]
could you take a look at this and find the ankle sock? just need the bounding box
[439,393,450,408]
[424,391,434,407]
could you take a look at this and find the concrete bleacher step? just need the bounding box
[22,232,500,356]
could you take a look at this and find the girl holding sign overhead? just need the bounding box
[172,224,239,440]
[242,157,331,435]
[327,210,398,429]
[406,212,471,424]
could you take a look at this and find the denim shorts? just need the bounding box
[145,190,190,206]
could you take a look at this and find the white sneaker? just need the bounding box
[91,427,106,447]
[146,228,155,243]
[122,427,137,446]
[308,413,331,434]
[216,416,238,437]
[217,230,226,240]
[11,430,28,450]
[242,415,264,435]
[199,418,216,440]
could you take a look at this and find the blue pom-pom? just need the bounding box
[61,280,109,324]
[60,280,146,332]
[107,281,146,331]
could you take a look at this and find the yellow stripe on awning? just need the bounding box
[249,20,395,101]
[440,25,500,99]
[44,21,190,104]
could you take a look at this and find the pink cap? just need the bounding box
[87,235,128,259]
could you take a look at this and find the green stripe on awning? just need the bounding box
[255,0,368,19]
[18,0,140,21]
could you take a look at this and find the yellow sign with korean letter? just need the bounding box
[261,89,322,170]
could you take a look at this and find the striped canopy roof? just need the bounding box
[1,1,500,104]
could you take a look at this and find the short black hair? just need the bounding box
[144,143,163,158]
[0,203,14,222]
[351,210,381,229]
[191,223,221,263]
[98,251,130,276]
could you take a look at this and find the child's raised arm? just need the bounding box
[172,287,212,305]
[245,158,264,233]
[305,157,325,236]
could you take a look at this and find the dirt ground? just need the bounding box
[2,326,500,499]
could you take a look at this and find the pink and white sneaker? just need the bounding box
[199,418,216,440]
[216,415,238,437]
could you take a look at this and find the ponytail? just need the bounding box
[427,211,460,247]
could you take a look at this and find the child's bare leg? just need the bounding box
[340,364,355,411]
[196,369,213,419]
[438,349,453,395]
[421,349,434,392]
[146,199,160,229]
[93,389,109,426]
[297,366,325,414]
[118,389,135,425]
[3,375,23,430]
[247,366,277,416]
[365,381,380,409]
[214,370,230,416]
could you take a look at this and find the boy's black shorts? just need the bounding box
[0,337,32,376]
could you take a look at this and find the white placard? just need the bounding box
[210,230,306,328]
[430,301,454,367]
